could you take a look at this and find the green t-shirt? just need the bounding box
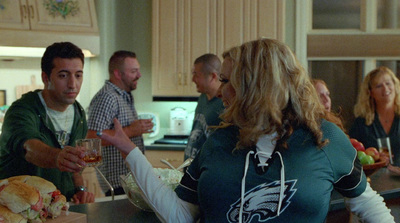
[0,91,88,200]
[184,94,223,160]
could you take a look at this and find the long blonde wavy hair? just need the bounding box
[354,66,400,125]
[219,38,326,150]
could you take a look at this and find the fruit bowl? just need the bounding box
[120,168,184,211]
[362,158,388,176]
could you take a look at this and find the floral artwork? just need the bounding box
[43,0,80,19]
[0,0,7,10]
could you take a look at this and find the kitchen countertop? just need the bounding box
[329,167,400,211]
[326,167,400,222]
[70,198,160,223]
[70,167,400,223]
[144,137,186,151]
[145,143,185,151]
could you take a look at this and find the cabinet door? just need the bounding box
[182,0,218,96]
[152,0,216,97]
[152,0,185,97]
[217,0,285,53]
[28,0,98,33]
[254,0,285,42]
[152,0,285,97]
[0,0,30,30]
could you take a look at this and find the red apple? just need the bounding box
[350,138,365,151]
[350,138,358,143]
[365,147,380,161]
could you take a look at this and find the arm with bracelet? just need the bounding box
[72,173,94,204]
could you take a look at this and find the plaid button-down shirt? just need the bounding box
[87,81,144,192]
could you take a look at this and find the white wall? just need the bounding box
[0,57,94,109]
[0,58,42,105]
[93,0,197,137]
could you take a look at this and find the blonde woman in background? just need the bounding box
[98,39,394,222]
[350,66,400,168]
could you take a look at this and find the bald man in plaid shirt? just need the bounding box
[87,51,153,196]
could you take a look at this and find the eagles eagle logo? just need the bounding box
[226,180,297,222]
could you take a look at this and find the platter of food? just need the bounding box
[0,175,76,223]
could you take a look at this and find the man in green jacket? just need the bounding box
[0,42,94,204]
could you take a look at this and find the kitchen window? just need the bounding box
[296,0,400,129]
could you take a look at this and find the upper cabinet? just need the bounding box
[0,0,98,33]
[0,0,99,55]
[0,0,30,30]
[152,0,285,97]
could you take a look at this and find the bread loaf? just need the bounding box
[0,205,27,223]
[0,181,39,213]
[0,175,69,222]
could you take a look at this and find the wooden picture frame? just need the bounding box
[0,90,6,106]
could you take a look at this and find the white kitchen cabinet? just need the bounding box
[0,0,30,30]
[152,0,285,97]
[0,0,98,33]
[152,0,197,97]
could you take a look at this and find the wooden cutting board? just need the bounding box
[46,211,86,223]
[15,75,44,100]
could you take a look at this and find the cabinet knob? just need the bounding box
[184,74,188,86]
[178,73,182,85]
[22,5,28,19]
[29,5,34,19]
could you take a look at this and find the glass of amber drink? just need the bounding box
[377,137,393,164]
[76,138,102,167]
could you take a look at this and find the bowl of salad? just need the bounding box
[120,168,184,211]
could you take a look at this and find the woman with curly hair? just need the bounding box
[350,66,400,167]
[312,79,332,112]
[312,79,345,131]
[98,39,393,222]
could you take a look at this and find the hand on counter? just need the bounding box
[72,190,95,204]
[379,153,390,166]
[387,164,400,176]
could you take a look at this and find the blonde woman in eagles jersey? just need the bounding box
[99,38,394,223]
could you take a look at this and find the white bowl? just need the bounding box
[120,168,184,211]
